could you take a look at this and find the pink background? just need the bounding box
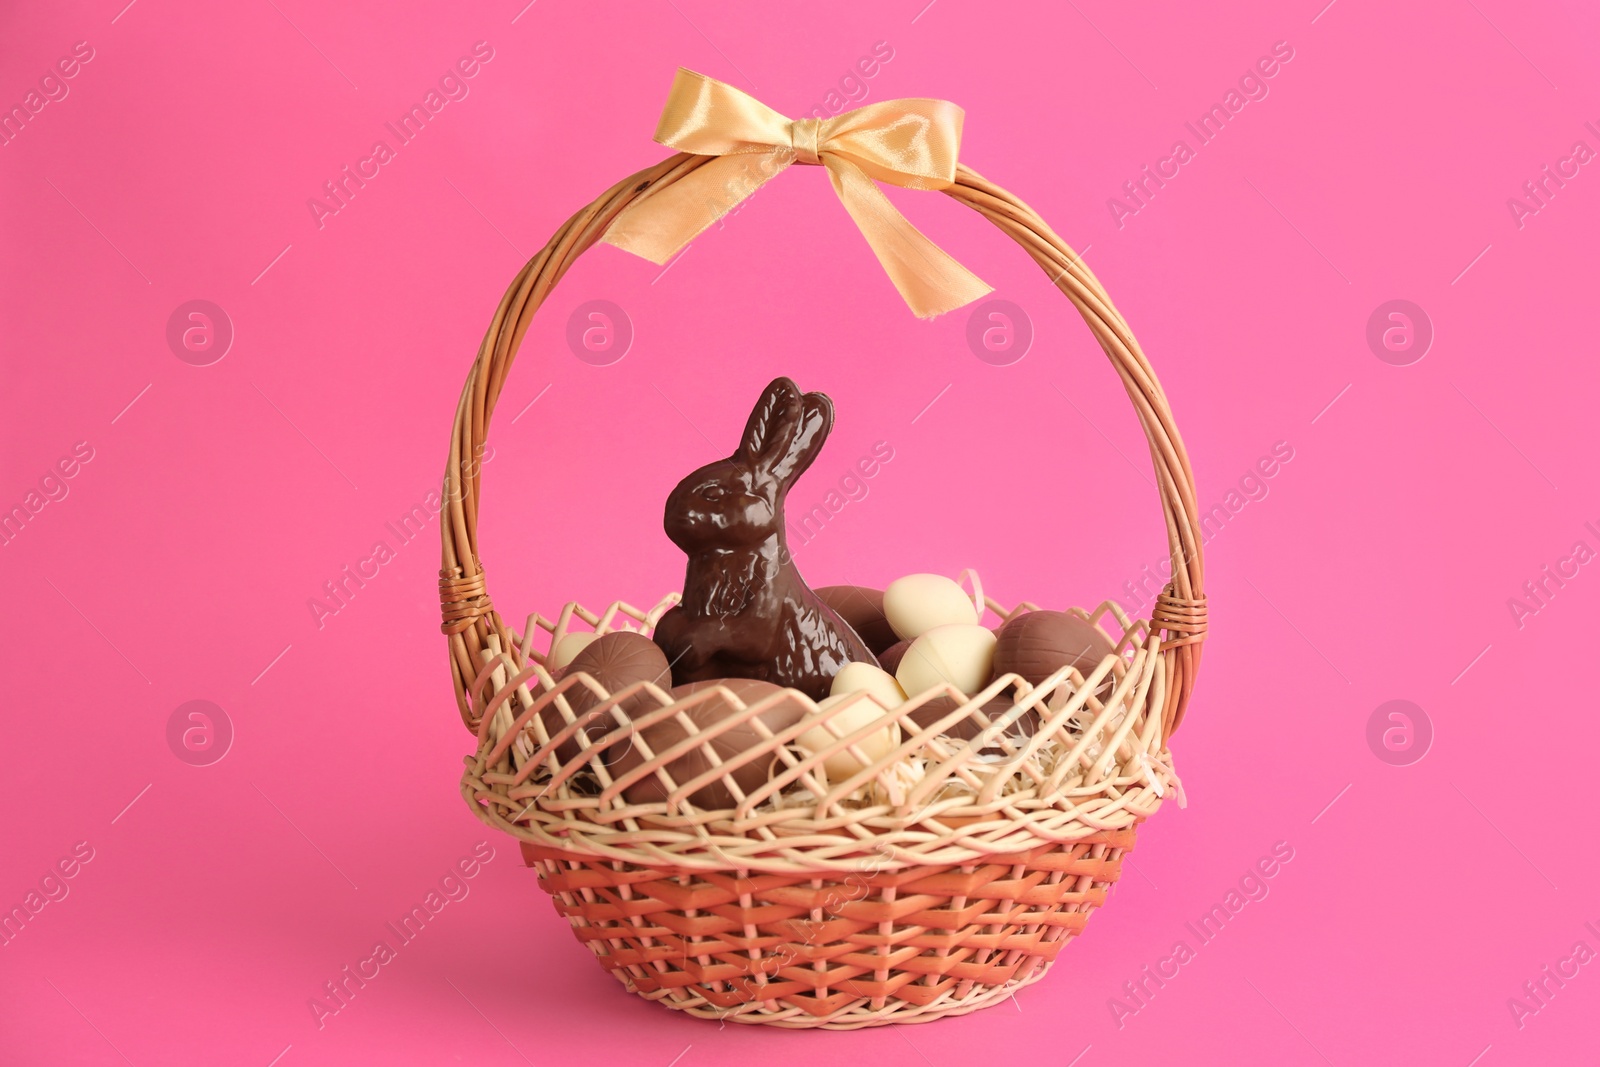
[4,0,1598,1063]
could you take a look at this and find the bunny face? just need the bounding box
[662,378,833,554]
[664,460,780,551]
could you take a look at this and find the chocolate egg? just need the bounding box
[895,624,997,698]
[548,631,600,670]
[796,691,901,779]
[607,679,803,809]
[907,693,1039,741]
[993,611,1116,686]
[815,585,899,654]
[877,640,911,676]
[540,632,673,763]
[883,574,980,641]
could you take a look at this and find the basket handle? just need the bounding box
[439,154,1206,742]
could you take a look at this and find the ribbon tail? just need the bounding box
[601,150,792,265]
[823,157,991,319]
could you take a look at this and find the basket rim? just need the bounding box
[460,588,1179,874]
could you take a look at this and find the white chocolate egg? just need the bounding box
[548,631,601,670]
[797,692,901,780]
[883,573,979,640]
[830,661,908,709]
[896,624,997,698]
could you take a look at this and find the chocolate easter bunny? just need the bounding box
[652,377,879,700]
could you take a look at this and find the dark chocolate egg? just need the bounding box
[607,679,805,809]
[877,639,911,676]
[907,693,1038,741]
[993,611,1115,687]
[539,632,672,764]
[815,585,899,655]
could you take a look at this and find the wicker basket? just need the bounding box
[441,153,1207,1028]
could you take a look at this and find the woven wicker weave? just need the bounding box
[441,154,1207,1028]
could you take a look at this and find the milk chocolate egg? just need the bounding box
[815,586,899,654]
[548,631,600,670]
[829,661,907,709]
[895,624,997,698]
[797,691,901,779]
[883,574,980,640]
[540,632,673,763]
[877,640,911,676]
[908,693,1038,741]
[993,611,1115,686]
[608,679,802,809]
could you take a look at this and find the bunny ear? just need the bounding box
[767,391,833,486]
[740,377,802,463]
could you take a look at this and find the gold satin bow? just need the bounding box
[602,69,992,319]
